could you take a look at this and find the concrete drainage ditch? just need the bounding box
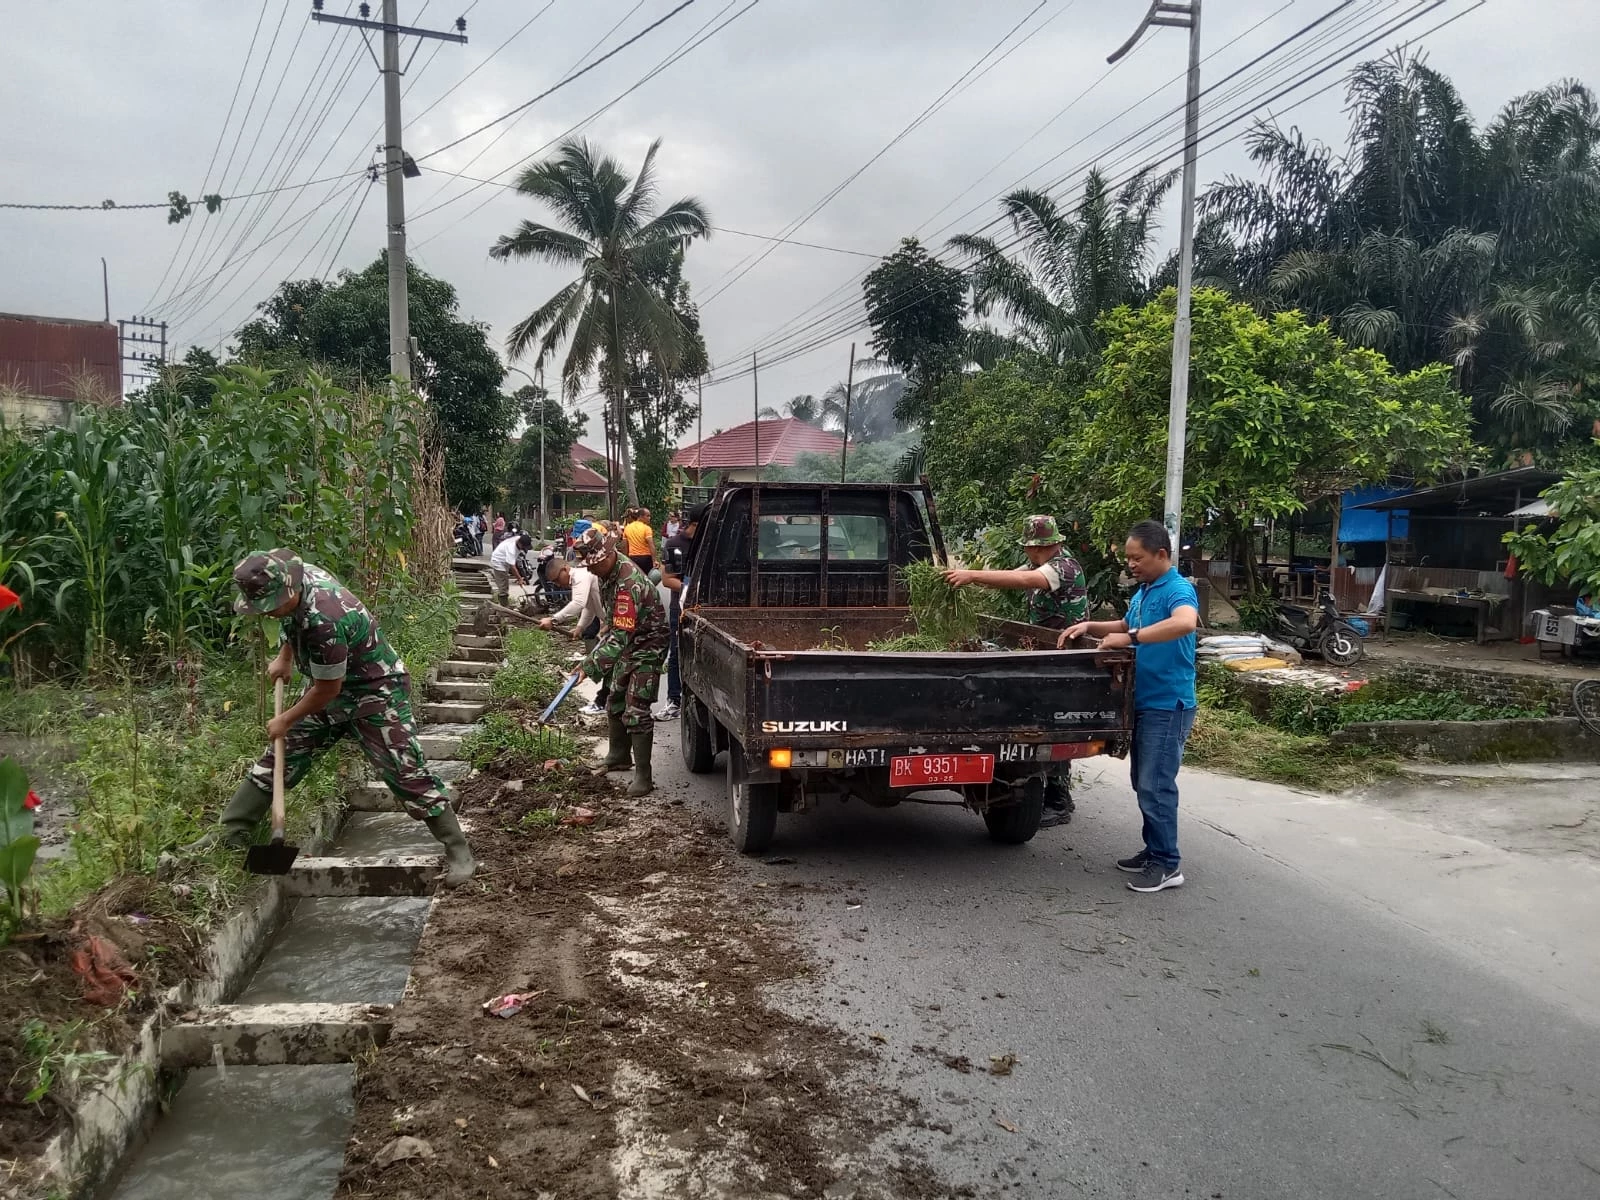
[51,564,504,1200]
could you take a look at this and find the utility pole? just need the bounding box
[695,376,704,485]
[839,342,855,483]
[118,316,167,396]
[312,0,466,385]
[1110,0,1200,548]
[752,352,760,484]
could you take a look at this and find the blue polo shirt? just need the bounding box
[1126,567,1199,712]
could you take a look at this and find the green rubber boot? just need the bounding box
[181,778,271,853]
[602,717,633,770]
[423,808,477,889]
[627,730,654,798]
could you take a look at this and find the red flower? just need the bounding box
[23,790,40,811]
[0,584,19,612]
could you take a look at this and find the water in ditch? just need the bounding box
[107,812,438,1200]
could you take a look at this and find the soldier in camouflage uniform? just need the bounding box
[572,525,669,797]
[195,549,475,887]
[943,515,1089,825]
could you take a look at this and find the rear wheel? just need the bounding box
[1321,623,1364,667]
[983,776,1045,844]
[727,748,779,854]
[681,693,716,774]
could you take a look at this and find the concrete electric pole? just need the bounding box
[1110,0,1201,548]
[312,1,467,384]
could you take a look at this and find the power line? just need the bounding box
[412,0,703,164]
[405,0,554,129]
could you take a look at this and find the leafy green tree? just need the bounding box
[923,359,1087,537]
[1044,289,1474,592]
[775,434,920,483]
[863,238,968,425]
[502,385,588,525]
[1205,52,1600,456]
[232,256,513,505]
[950,167,1174,366]
[489,137,711,508]
[1505,451,1600,597]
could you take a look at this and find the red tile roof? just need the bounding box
[565,442,613,492]
[672,418,846,471]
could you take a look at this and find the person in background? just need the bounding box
[655,503,704,721]
[1058,520,1199,894]
[492,513,507,546]
[623,507,655,574]
[665,510,682,540]
[943,514,1089,826]
[489,532,532,605]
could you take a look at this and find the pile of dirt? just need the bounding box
[338,754,967,1199]
[0,876,207,1162]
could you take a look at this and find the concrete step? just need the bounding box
[161,1002,394,1069]
[454,633,503,650]
[453,646,502,663]
[279,855,442,898]
[437,659,496,678]
[419,727,468,759]
[431,679,491,701]
[420,700,488,724]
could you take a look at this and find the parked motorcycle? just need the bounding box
[1272,591,1365,667]
[528,547,571,614]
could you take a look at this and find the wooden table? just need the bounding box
[1384,589,1509,645]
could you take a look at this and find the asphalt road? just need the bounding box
[642,715,1600,1200]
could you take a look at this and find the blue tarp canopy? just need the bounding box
[1340,486,1409,543]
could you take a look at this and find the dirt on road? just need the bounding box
[337,749,963,1200]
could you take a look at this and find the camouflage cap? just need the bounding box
[571,524,619,565]
[233,549,304,616]
[1019,515,1064,547]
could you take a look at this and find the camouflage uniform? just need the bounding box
[237,552,449,820]
[580,555,669,733]
[1019,515,1089,630]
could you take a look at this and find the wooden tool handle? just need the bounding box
[270,677,287,841]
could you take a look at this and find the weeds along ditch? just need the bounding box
[0,366,457,1165]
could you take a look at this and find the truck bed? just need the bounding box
[682,607,1134,755]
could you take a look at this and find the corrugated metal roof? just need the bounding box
[671,418,845,470]
[1352,467,1563,512]
[0,313,120,402]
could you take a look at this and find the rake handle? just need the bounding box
[270,677,287,843]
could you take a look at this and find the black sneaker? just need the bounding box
[1126,863,1184,893]
[1037,808,1071,830]
[1115,850,1150,873]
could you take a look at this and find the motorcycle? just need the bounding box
[528,547,571,614]
[1272,590,1365,667]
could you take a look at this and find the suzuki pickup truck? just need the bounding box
[676,482,1134,853]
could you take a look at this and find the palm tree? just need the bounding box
[949,166,1175,364]
[758,395,834,426]
[490,137,710,507]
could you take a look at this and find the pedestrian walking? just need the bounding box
[489,532,532,604]
[493,513,507,546]
[1059,521,1199,893]
[943,514,1089,825]
[655,503,705,721]
[572,525,670,797]
[188,550,475,887]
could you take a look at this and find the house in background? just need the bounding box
[672,418,847,484]
[0,312,120,426]
[554,442,615,517]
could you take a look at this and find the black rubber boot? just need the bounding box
[627,730,654,797]
[602,716,633,769]
[424,808,477,888]
[182,778,271,853]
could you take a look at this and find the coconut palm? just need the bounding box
[948,166,1175,364]
[1205,52,1600,453]
[489,137,710,507]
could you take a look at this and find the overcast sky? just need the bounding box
[3,0,1596,438]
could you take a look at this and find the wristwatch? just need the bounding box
[1128,628,1140,646]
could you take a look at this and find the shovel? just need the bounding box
[246,678,300,875]
[538,669,584,728]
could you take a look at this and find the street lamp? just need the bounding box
[1110,0,1201,548]
[506,365,546,537]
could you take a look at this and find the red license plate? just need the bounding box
[890,753,995,788]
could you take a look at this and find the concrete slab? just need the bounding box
[434,758,471,780]
[437,659,496,678]
[279,855,441,898]
[419,732,464,759]
[431,679,491,700]
[454,634,503,650]
[160,1003,393,1069]
[453,646,502,663]
[420,700,488,724]
[1396,761,1600,783]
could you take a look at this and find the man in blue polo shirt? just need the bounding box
[1060,520,1199,893]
